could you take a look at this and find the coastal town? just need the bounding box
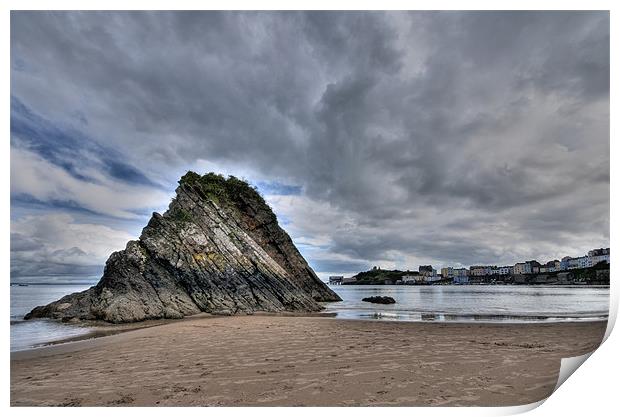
[329,248,610,286]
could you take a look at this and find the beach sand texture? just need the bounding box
[11,316,606,406]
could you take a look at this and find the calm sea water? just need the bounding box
[11,283,609,351]
[11,284,93,352]
[324,285,610,323]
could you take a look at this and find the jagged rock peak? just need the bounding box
[26,171,341,323]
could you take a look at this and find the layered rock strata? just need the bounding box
[26,172,340,323]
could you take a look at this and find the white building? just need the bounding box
[497,266,513,275]
[590,254,610,266]
[560,256,572,270]
[402,275,424,284]
[328,276,344,285]
[441,267,454,279]
[576,256,592,269]
[453,268,469,278]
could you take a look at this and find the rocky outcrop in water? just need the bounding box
[362,296,396,304]
[25,172,341,323]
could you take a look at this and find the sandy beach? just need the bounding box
[11,316,606,407]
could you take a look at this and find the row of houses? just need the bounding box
[329,248,609,286]
[441,247,610,283]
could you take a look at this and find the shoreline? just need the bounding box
[11,316,607,406]
[12,316,609,360]
[12,310,608,354]
[11,311,338,353]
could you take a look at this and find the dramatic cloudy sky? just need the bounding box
[10,11,609,283]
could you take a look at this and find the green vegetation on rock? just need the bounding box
[350,268,413,285]
[179,171,268,208]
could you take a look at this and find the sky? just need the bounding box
[10,11,609,283]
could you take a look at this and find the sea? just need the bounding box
[324,285,610,323]
[10,283,610,352]
[11,284,94,352]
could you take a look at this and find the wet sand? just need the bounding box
[11,316,606,406]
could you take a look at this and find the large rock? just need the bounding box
[362,296,396,304]
[25,172,341,323]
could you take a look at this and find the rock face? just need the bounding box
[362,296,396,304]
[25,172,341,323]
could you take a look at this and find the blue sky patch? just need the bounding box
[11,96,160,189]
[255,181,302,196]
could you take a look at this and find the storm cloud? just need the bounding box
[10,11,609,281]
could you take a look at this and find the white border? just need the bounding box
[2,2,616,417]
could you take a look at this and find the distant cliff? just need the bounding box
[26,171,341,323]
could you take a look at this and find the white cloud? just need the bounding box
[12,213,134,261]
[11,213,134,278]
[11,147,170,219]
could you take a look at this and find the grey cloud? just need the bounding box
[11,259,103,281]
[10,11,609,276]
[310,259,371,275]
[10,232,43,252]
[10,213,134,278]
